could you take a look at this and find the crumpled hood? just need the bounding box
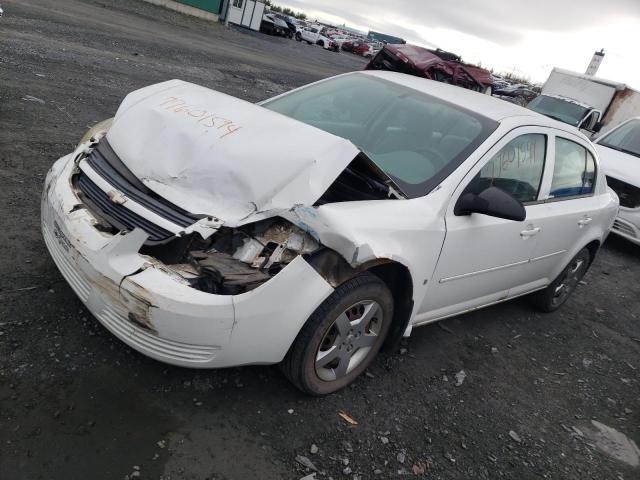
[594,144,640,187]
[106,80,360,226]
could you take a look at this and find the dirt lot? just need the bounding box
[0,1,639,479]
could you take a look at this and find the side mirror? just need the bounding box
[593,121,603,133]
[454,186,526,221]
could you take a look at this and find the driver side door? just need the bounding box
[419,128,551,322]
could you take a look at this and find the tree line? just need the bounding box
[263,0,307,20]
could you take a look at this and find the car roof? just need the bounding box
[359,70,569,126]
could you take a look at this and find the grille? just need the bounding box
[612,219,637,238]
[86,141,198,227]
[76,172,174,243]
[606,176,640,209]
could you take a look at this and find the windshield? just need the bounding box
[262,74,497,197]
[598,119,640,158]
[527,95,589,126]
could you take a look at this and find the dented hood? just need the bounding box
[106,80,360,226]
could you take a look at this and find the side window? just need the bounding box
[466,134,546,203]
[550,138,596,198]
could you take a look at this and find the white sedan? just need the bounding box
[42,71,618,395]
[593,117,640,244]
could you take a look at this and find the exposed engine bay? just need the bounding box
[140,219,321,295]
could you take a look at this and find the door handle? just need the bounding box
[520,227,541,238]
[578,216,593,227]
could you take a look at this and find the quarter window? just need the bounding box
[466,134,546,203]
[550,138,596,198]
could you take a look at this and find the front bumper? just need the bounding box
[611,207,640,246]
[42,154,334,368]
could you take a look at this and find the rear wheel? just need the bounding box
[531,248,591,312]
[295,32,302,41]
[280,273,393,395]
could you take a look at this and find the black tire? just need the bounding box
[280,273,393,396]
[295,32,302,41]
[530,248,591,312]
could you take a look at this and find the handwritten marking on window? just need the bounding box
[158,97,241,139]
[483,139,542,178]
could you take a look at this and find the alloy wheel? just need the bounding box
[551,255,587,307]
[315,300,383,381]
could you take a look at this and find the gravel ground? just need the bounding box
[1,1,639,479]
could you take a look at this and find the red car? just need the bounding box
[352,43,371,55]
[342,40,367,52]
[365,44,493,94]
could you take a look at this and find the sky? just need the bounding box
[278,0,640,88]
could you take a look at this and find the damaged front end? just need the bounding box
[68,136,330,296]
[142,218,321,295]
[69,141,401,299]
[65,78,409,299]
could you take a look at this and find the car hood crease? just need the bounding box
[106,80,361,227]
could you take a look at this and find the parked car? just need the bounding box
[363,47,381,58]
[329,36,353,49]
[351,42,383,58]
[341,40,365,52]
[494,85,538,105]
[42,71,617,395]
[365,44,494,95]
[296,25,338,51]
[351,42,372,55]
[260,13,289,36]
[272,13,296,38]
[593,117,640,244]
[492,76,510,91]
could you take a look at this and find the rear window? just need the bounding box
[550,138,596,198]
[262,74,497,197]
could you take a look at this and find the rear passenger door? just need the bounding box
[527,134,601,286]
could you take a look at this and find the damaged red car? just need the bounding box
[365,44,494,95]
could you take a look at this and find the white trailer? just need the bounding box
[527,68,640,136]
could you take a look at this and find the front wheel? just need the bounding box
[280,273,393,395]
[530,248,591,312]
[295,32,302,41]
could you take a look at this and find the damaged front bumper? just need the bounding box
[42,155,334,368]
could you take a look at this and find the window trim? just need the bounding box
[543,134,598,203]
[452,128,551,212]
